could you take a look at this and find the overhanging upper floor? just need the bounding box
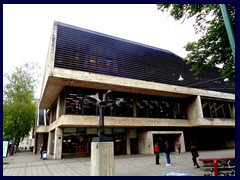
[39,67,234,109]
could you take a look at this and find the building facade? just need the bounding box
[34,21,235,159]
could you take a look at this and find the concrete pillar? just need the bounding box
[53,127,63,159]
[187,95,203,119]
[56,95,61,119]
[138,131,153,154]
[91,142,115,176]
[179,133,186,153]
[126,129,131,155]
[47,131,52,155]
[133,100,137,117]
[231,104,235,118]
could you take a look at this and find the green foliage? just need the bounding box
[3,62,40,144]
[157,4,235,79]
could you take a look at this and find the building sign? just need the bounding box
[3,140,9,158]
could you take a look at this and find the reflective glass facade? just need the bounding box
[201,98,235,118]
[65,87,188,119]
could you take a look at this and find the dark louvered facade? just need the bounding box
[54,22,234,94]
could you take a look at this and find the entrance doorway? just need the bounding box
[153,134,180,152]
[150,131,185,153]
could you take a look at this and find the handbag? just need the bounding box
[159,154,161,159]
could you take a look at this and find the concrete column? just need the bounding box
[138,131,153,154]
[231,104,235,119]
[126,129,131,155]
[187,95,203,119]
[56,95,61,119]
[53,127,63,159]
[179,133,186,153]
[91,142,115,176]
[133,100,137,117]
[47,132,52,155]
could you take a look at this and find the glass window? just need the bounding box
[66,93,84,115]
[64,128,77,133]
[64,87,188,119]
[104,96,114,116]
[77,128,86,134]
[158,100,174,118]
[149,100,160,118]
[105,128,112,135]
[113,128,125,133]
[202,100,211,118]
[86,128,97,135]
[83,96,98,115]
[201,98,234,119]
[52,101,57,122]
[209,101,216,118]
[174,102,187,119]
[38,109,45,125]
[136,99,149,117]
[114,97,133,117]
[214,101,224,118]
[130,129,137,138]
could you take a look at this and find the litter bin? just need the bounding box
[42,151,47,160]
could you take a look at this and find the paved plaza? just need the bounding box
[3,149,235,176]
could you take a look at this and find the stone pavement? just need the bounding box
[3,149,235,176]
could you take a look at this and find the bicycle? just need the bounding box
[204,160,235,176]
[218,169,235,176]
[204,168,214,176]
[218,160,235,176]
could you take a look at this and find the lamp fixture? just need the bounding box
[178,59,185,81]
[178,75,184,81]
[224,78,229,82]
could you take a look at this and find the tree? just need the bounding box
[3,62,40,153]
[157,4,235,79]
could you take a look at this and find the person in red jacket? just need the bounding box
[154,142,160,165]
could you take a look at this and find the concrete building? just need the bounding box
[19,128,34,150]
[34,21,235,159]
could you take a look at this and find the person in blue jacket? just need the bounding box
[165,140,171,166]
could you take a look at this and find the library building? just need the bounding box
[34,21,235,159]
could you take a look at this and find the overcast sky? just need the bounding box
[3,4,202,98]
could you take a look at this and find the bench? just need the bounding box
[199,157,235,163]
[199,157,235,166]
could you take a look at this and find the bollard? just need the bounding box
[213,159,218,176]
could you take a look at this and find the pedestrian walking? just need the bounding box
[13,144,17,154]
[190,145,200,168]
[40,144,44,159]
[176,140,181,154]
[8,144,13,156]
[154,142,160,165]
[164,140,171,166]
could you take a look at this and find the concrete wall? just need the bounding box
[38,115,234,133]
[138,131,153,154]
[53,127,63,159]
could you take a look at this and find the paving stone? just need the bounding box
[3,149,235,176]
